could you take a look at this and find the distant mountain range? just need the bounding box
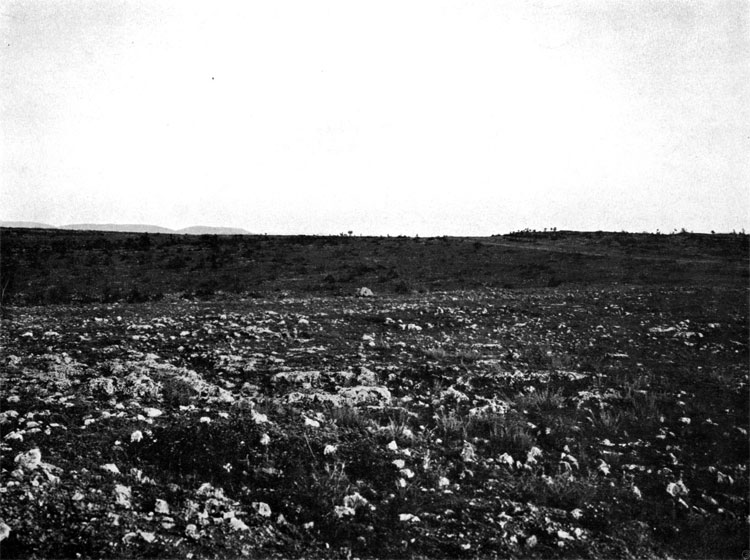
[1,221,57,230]
[174,226,251,235]
[60,223,175,234]
[0,222,251,235]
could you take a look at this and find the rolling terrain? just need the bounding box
[1,229,746,306]
[0,229,747,559]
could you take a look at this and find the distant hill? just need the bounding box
[0,221,57,229]
[60,223,173,234]
[176,226,250,235]
[1,222,252,235]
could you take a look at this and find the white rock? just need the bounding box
[334,505,356,518]
[526,446,543,465]
[185,524,200,539]
[14,448,42,470]
[155,499,170,514]
[252,502,272,517]
[666,479,689,497]
[461,441,477,463]
[338,385,392,405]
[101,463,120,475]
[138,531,156,543]
[357,366,379,385]
[228,516,250,531]
[114,484,132,508]
[343,492,369,509]
[0,521,10,541]
[498,452,514,467]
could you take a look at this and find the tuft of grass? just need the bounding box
[454,348,482,363]
[515,472,600,511]
[515,386,566,411]
[421,347,447,360]
[378,408,417,443]
[466,411,536,456]
[521,343,576,369]
[420,346,481,363]
[434,409,467,441]
[585,407,624,435]
[331,406,373,432]
[627,390,661,424]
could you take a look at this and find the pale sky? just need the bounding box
[1,0,748,235]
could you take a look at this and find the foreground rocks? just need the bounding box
[1,286,747,558]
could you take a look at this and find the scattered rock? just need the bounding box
[14,448,42,470]
[228,516,250,531]
[338,385,392,406]
[154,499,170,514]
[356,366,379,385]
[100,463,120,475]
[88,377,116,396]
[252,502,272,517]
[114,484,132,509]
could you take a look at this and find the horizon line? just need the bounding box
[1,220,747,237]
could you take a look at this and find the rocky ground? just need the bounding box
[1,282,747,558]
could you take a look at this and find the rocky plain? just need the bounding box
[0,228,748,559]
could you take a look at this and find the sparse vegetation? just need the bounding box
[0,228,747,559]
[2,228,747,305]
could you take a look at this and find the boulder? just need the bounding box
[357,366,379,385]
[338,385,392,406]
[356,287,374,297]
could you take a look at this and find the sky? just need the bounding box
[1,0,748,235]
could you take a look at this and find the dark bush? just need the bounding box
[194,278,218,298]
[393,280,412,294]
[164,255,187,270]
[125,286,150,303]
[161,377,197,406]
[43,284,72,304]
[100,284,122,303]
